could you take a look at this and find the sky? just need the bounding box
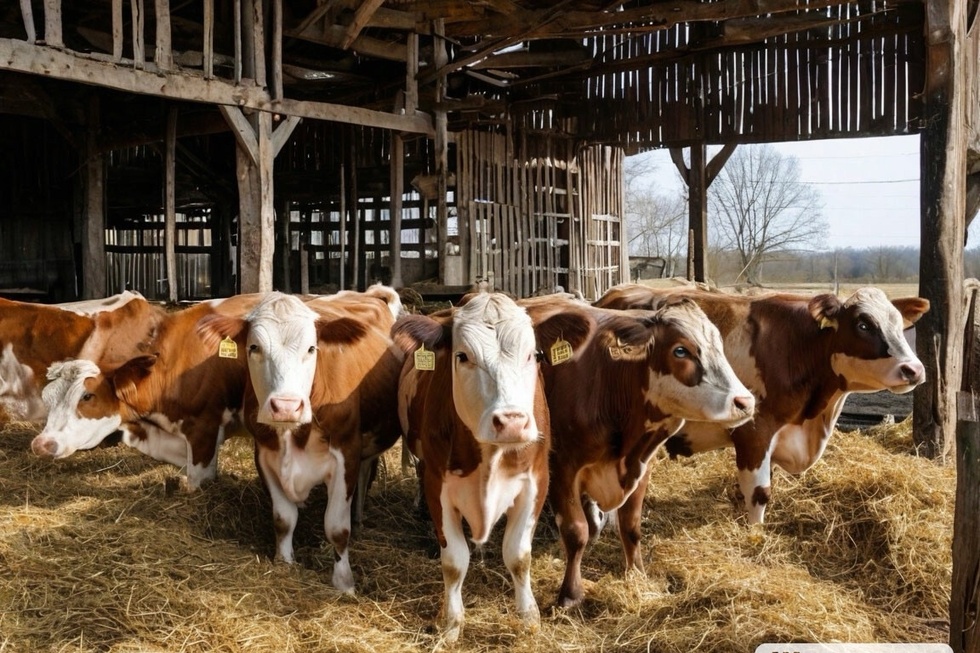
[638,134,929,251]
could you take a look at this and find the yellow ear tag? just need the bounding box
[549,338,573,365]
[414,344,436,371]
[218,337,238,359]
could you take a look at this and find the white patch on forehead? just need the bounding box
[453,295,536,358]
[42,359,102,407]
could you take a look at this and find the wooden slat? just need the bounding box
[111,0,123,60]
[130,0,144,69]
[154,0,172,71]
[271,0,282,100]
[19,0,35,44]
[164,106,178,302]
[42,0,61,47]
[203,0,213,78]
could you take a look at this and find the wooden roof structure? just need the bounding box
[0,3,979,650]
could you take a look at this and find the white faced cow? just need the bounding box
[197,288,403,594]
[393,292,568,642]
[595,284,929,524]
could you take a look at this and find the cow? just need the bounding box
[519,295,756,608]
[393,292,568,642]
[594,283,929,525]
[31,294,264,489]
[0,291,163,421]
[196,288,403,593]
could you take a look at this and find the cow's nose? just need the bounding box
[269,397,303,420]
[901,362,925,385]
[31,435,59,459]
[734,394,755,413]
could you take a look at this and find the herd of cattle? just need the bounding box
[1,283,928,642]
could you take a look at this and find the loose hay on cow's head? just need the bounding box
[0,416,952,652]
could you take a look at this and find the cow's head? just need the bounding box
[608,299,755,427]
[809,288,928,393]
[198,292,368,426]
[30,356,154,458]
[395,293,544,446]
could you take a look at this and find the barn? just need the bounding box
[0,0,979,651]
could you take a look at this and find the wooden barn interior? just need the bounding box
[0,1,979,649]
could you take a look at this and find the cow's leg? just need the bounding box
[553,474,589,608]
[616,473,650,573]
[502,480,541,630]
[185,420,227,491]
[257,450,299,563]
[324,446,356,593]
[439,506,468,643]
[734,432,774,525]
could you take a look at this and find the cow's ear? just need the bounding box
[599,315,654,362]
[110,355,158,404]
[534,311,592,361]
[892,297,930,329]
[316,316,368,346]
[808,294,843,331]
[197,314,246,349]
[391,314,450,353]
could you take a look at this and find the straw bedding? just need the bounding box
[0,417,952,652]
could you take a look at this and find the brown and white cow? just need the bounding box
[0,291,163,421]
[394,292,567,642]
[520,296,756,608]
[197,288,403,593]
[31,294,263,489]
[594,283,929,525]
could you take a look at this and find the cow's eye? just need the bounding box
[673,346,689,359]
[308,345,317,354]
[249,344,259,353]
[534,350,545,363]
[857,321,872,332]
[455,352,469,363]
[81,393,94,402]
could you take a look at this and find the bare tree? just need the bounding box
[624,153,687,277]
[709,145,827,285]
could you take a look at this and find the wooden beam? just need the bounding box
[341,0,386,49]
[111,0,123,60]
[83,95,106,298]
[271,0,282,100]
[42,0,62,47]
[0,39,434,135]
[19,0,35,44]
[218,105,259,166]
[668,147,689,184]
[154,0,173,71]
[202,0,214,78]
[706,143,737,186]
[271,115,301,157]
[251,0,266,87]
[470,48,592,69]
[405,32,419,115]
[233,0,241,83]
[687,142,708,282]
[389,132,404,288]
[284,24,408,62]
[236,110,276,293]
[130,0,144,69]
[164,106,178,302]
[433,19,449,284]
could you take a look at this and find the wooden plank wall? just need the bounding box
[522,4,924,150]
[457,129,625,300]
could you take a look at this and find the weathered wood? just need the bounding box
[434,19,449,284]
[914,0,968,465]
[130,0,144,69]
[953,285,980,653]
[82,95,106,298]
[164,106,178,302]
[687,142,708,282]
[389,132,404,288]
[276,198,290,292]
[202,0,214,78]
[348,135,360,290]
[341,0,385,49]
[271,115,301,156]
[111,0,123,60]
[154,0,172,71]
[285,23,408,62]
[405,32,419,115]
[19,0,35,44]
[339,163,346,289]
[42,0,61,47]
[235,110,275,293]
[233,0,241,83]
[218,105,258,166]
[271,0,282,100]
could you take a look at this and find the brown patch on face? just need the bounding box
[315,316,369,347]
[77,375,123,420]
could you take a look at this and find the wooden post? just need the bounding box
[154,0,172,71]
[276,198,290,291]
[952,285,980,653]
[82,96,106,299]
[914,0,968,464]
[19,0,35,44]
[202,0,214,78]
[300,209,310,294]
[111,0,123,60]
[389,132,404,288]
[271,0,282,100]
[433,19,449,284]
[339,163,347,289]
[688,142,708,282]
[130,0,144,69]
[164,106,178,302]
[349,133,361,290]
[42,0,62,47]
